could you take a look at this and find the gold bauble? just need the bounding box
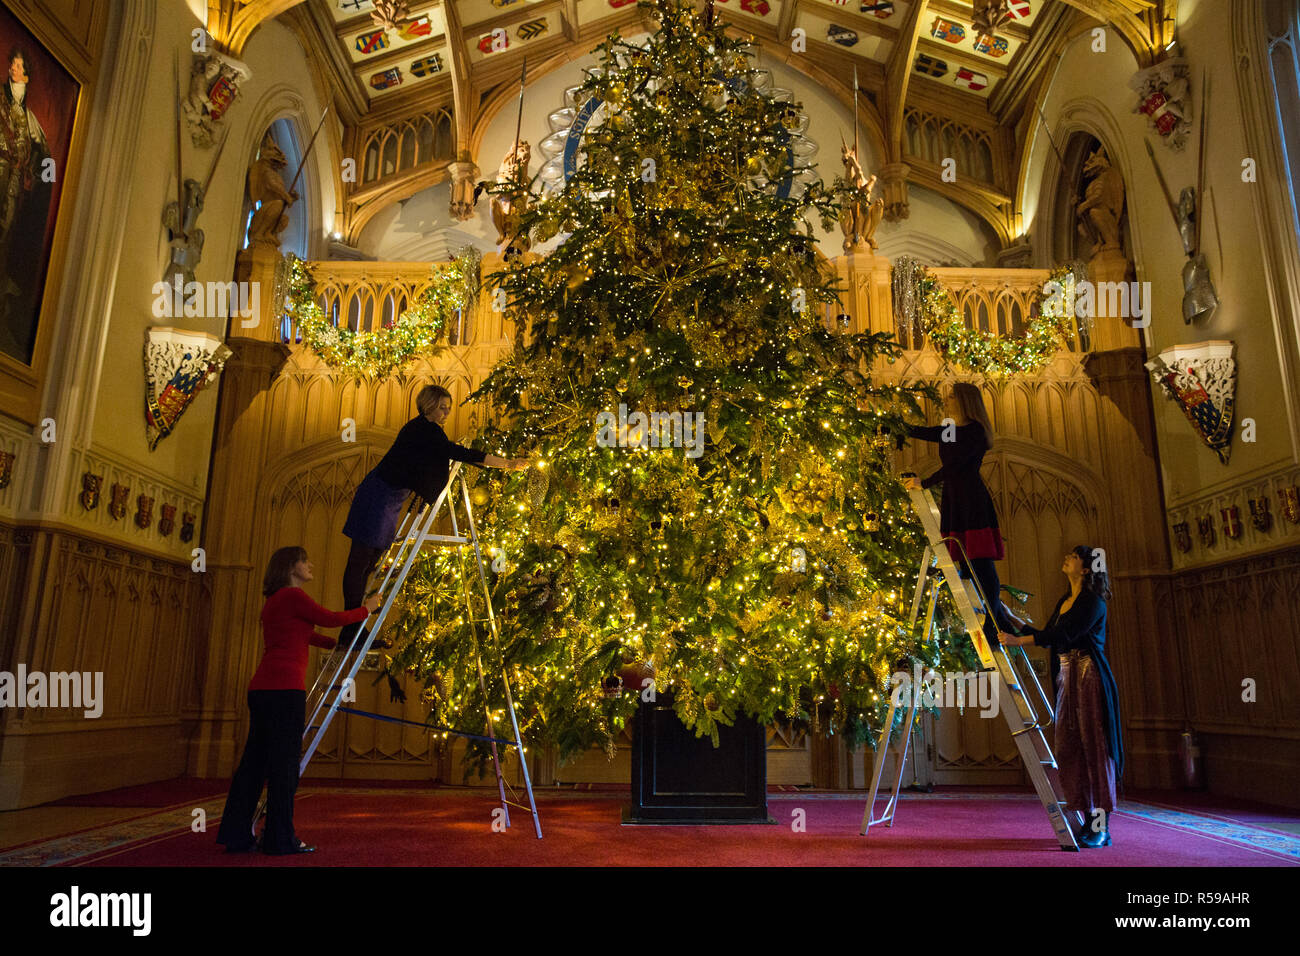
[470,487,490,507]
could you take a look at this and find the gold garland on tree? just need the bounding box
[284,253,477,378]
[901,263,1082,376]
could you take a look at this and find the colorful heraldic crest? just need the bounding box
[144,328,233,451]
[1129,57,1191,149]
[1145,340,1236,464]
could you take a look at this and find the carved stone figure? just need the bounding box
[972,0,1012,37]
[371,0,411,32]
[183,53,247,148]
[491,141,532,251]
[246,133,298,249]
[1076,148,1125,255]
[839,143,884,253]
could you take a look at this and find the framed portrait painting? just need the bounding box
[0,3,80,368]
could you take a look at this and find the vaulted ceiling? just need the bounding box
[206,0,1175,246]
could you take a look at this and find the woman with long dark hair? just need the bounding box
[216,546,379,854]
[902,382,1023,645]
[1001,545,1124,847]
[338,383,529,649]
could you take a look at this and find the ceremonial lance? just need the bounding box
[287,106,332,198]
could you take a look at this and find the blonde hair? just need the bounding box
[951,382,994,449]
[416,384,452,418]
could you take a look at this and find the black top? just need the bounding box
[1024,590,1124,778]
[373,415,487,504]
[906,422,1002,548]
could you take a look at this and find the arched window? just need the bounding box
[1264,0,1300,237]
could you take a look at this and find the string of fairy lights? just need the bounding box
[284,254,475,378]
[909,264,1082,376]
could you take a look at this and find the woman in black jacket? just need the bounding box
[338,384,528,648]
[1002,545,1124,847]
[902,382,1023,646]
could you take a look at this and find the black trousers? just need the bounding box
[216,689,306,853]
[339,540,383,646]
[961,557,1010,649]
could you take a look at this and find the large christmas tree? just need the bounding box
[388,0,970,764]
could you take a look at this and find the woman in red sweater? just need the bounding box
[216,546,378,855]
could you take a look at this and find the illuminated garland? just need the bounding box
[909,265,1081,376]
[284,254,476,378]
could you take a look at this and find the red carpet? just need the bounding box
[46,784,1295,867]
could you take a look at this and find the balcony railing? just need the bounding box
[898,267,1091,354]
[276,259,1089,363]
[280,261,481,348]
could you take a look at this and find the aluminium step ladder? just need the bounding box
[860,483,1081,850]
[259,461,542,839]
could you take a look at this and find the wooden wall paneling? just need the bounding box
[0,528,196,809]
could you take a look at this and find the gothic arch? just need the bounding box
[227,83,340,264]
[1022,81,1149,278]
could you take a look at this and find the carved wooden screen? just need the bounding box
[915,449,1104,785]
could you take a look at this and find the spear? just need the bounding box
[1033,102,1066,169]
[173,53,185,217]
[1143,139,1182,233]
[852,64,859,158]
[1195,70,1209,254]
[511,56,527,191]
[286,105,332,198]
[200,125,230,198]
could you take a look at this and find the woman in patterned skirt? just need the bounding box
[1001,546,1124,847]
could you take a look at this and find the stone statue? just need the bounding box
[246,133,297,249]
[182,53,247,148]
[839,142,884,253]
[491,140,532,253]
[162,178,205,286]
[1076,148,1125,254]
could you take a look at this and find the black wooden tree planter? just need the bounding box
[624,690,773,824]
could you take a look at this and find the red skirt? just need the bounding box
[944,527,1004,563]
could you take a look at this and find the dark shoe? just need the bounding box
[263,838,316,855]
[1078,828,1111,848]
[223,842,257,854]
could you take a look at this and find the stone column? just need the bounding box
[833,252,894,337]
[1083,346,1182,789]
[186,244,289,777]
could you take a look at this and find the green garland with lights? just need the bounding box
[912,265,1080,376]
[284,254,474,378]
[385,0,976,769]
